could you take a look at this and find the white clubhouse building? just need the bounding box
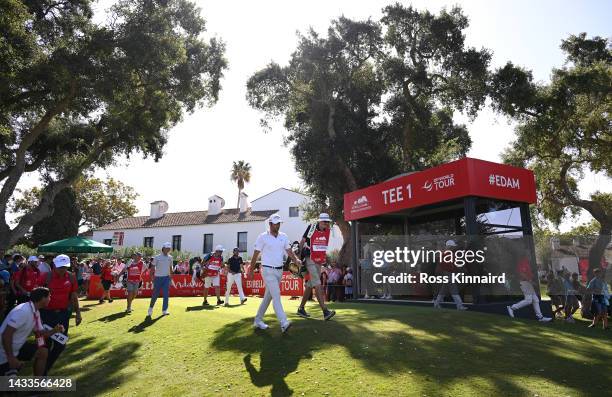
[92,188,343,257]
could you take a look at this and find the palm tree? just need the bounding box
[230,161,251,208]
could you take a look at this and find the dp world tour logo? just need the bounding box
[351,195,371,213]
[422,174,455,192]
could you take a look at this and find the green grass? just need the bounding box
[36,296,611,397]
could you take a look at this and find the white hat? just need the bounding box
[162,242,172,249]
[445,240,458,247]
[268,214,283,224]
[214,245,225,252]
[318,213,332,222]
[38,255,45,259]
[53,254,71,268]
[27,255,39,262]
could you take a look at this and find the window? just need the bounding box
[103,239,113,246]
[237,232,248,252]
[289,206,299,217]
[203,234,213,253]
[143,237,154,248]
[172,235,182,251]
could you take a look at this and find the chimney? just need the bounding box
[239,192,250,213]
[150,201,169,219]
[207,195,225,216]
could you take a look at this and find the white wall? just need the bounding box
[92,188,343,258]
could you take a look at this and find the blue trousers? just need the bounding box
[150,276,170,311]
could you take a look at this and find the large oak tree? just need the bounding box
[0,0,226,248]
[247,4,492,263]
[493,33,611,274]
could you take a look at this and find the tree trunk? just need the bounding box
[588,222,612,278]
[336,218,353,266]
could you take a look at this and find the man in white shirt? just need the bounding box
[37,255,51,274]
[249,214,302,333]
[0,287,64,376]
[147,242,174,317]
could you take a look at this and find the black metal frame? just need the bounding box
[350,196,537,299]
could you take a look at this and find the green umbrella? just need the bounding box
[37,236,113,254]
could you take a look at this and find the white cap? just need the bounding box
[214,245,225,252]
[162,242,172,249]
[27,255,39,262]
[445,240,458,247]
[318,213,332,222]
[268,214,283,224]
[53,254,71,268]
[38,255,45,259]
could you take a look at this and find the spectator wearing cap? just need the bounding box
[14,256,42,304]
[224,248,247,306]
[37,255,51,275]
[40,254,81,375]
[147,242,173,317]
[125,253,144,313]
[296,213,336,321]
[202,245,225,306]
[249,214,301,333]
[0,287,65,376]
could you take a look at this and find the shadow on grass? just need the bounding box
[95,311,130,323]
[186,305,217,312]
[49,335,141,396]
[127,315,164,333]
[211,303,612,396]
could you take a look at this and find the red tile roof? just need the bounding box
[96,208,278,231]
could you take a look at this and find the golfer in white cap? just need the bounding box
[433,240,468,310]
[297,213,336,320]
[147,242,173,317]
[202,245,224,306]
[249,214,301,333]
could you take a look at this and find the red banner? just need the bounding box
[343,157,537,221]
[87,273,304,299]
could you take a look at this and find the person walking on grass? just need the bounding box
[296,213,336,321]
[225,248,247,306]
[433,240,468,311]
[202,246,224,306]
[125,253,145,313]
[507,255,552,322]
[147,242,173,317]
[249,214,301,333]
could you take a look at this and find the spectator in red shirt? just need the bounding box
[14,256,42,304]
[40,254,81,375]
[99,261,114,304]
[125,253,144,313]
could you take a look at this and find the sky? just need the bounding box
[16,0,612,230]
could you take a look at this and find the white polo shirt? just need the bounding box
[254,231,290,267]
[0,303,37,364]
[152,254,173,277]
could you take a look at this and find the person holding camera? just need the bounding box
[0,287,64,376]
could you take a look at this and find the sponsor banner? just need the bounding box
[87,273,304,299]
[343,158,536,221]
[111,231,124,246]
